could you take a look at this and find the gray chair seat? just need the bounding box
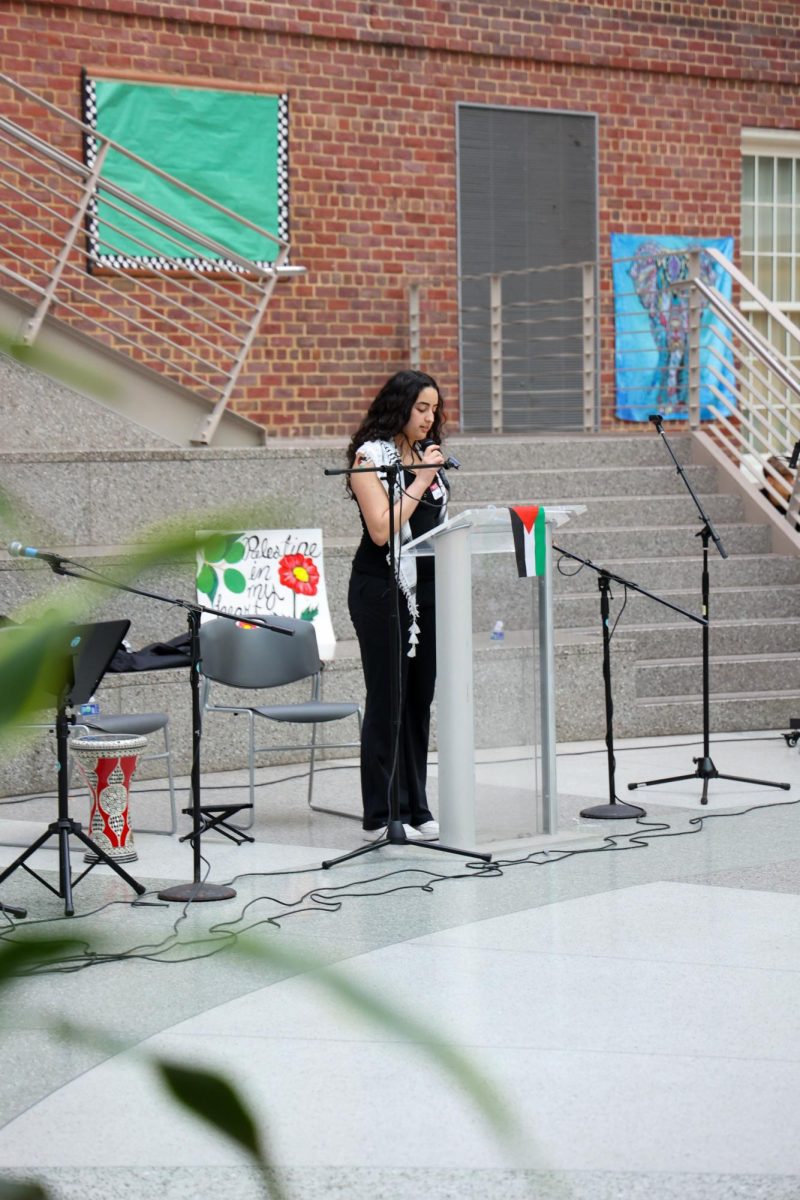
[82,712,167,737]
[200,615,362,826]
[254,701,359,723]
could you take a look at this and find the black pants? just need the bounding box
[348,570,436,830]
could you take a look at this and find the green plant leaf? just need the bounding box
[0,938,82,984]
[234,938,517,1141]
[202,534,228,563]
[0,1178,51,1199]
[196,562,217,598]
[224,538,246,564]
[300,607,318,622]
[157,1061,262,1158]
[223,567,246,594]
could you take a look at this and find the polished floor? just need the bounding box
[0,729,799,1199]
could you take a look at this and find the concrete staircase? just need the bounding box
[3,397,800,793]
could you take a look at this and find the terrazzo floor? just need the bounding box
[0,729,799,1200]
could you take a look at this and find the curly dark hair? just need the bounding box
[346,370,445,473]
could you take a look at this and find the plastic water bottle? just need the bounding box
[490,620,505,641]
[79,694,100,717]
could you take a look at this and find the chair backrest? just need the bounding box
[199,615,322,690]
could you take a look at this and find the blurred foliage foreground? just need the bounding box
[0,513,524,1200]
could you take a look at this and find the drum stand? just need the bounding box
[0,695,145,917]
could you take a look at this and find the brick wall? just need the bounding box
[3,0,800,436]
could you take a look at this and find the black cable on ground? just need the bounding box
[4,788,798,975]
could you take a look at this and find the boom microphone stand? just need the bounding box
[627,414,790,803]
[8,548,291,904]
[553,545,708,820]
[319,458,491,869]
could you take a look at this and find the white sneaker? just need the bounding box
[361,824,425,843]
[362,827,388,842]
[414,820,440,840]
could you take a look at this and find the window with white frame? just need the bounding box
[741,128,800,443]
[742,130,800,351]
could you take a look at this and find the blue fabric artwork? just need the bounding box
[611,233,735,421]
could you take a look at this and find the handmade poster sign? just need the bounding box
[195,529,335,659]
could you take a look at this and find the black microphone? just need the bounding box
[7,541,63,563]
[789,440,800,470]
[418,438,461,471]
[648,413,664,429]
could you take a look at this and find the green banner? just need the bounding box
[88,79,286,264]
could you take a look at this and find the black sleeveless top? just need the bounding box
[352,466,449,587]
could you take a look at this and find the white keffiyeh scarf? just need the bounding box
[356,438,448,657]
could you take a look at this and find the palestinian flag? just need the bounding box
[508,505,547,577]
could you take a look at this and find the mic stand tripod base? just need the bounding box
[321,817,491,869]
[157,881,236,903]
[628,755,790,806]
[580,801,645,820]
[0,901,27,919]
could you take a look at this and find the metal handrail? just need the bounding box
[681,248,800,529]
[0,71,296,445]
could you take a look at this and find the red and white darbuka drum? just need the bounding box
[70,734,147,864]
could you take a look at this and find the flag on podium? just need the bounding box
[508,505,547,577]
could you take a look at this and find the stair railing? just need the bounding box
[0,73,295,445]
[682,246,800,529]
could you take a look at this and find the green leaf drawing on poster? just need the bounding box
[196,562,218,601]
[300,606,318,622]
[196,533,245,604]
[223,568,246,593]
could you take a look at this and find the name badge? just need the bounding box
[429,479,443,500]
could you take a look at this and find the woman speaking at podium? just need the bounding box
[346,369,450,841]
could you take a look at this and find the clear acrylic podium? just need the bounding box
[405,504,585,846]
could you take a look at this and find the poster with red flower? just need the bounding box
[195,527,336,658]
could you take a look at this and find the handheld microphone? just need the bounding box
[789,440,800,470]
[7,541,62,562]
[418,438,461,471]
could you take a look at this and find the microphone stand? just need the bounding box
[627,415,790,804]
[319,459,490,868]
[25,553,292,904]
[553,544,708,820]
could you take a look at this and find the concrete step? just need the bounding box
[0,447,724,547]
[632,690,800,739]
[553,522,771,558]
[452,493,746,532]
[2,607,796,797]
[446,433,693,470]
[555,583,800,628]
[636,653,800,698]
[548,553,800,594]
[449,463,718,501]
[1,428,797,799]
[4,536,798,651]
[595,617,800,659]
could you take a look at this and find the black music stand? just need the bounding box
[319,457,491,870]
[0,620,146,916]
[22,549,292,904]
